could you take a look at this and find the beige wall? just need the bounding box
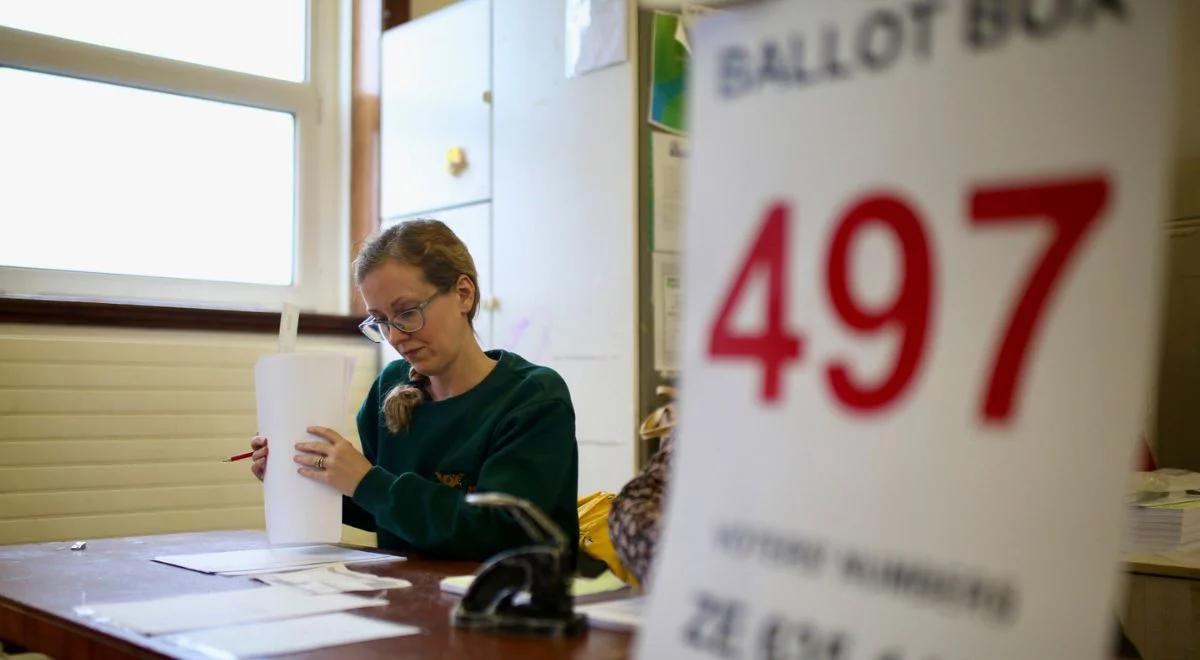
[1154,5,1200,470]
[1171,2,1200,221]
[0,324,379,546]
[411,0,460,21]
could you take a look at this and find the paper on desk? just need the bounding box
[1121,548,1200,569]
[255,352,356,544]
[75,586,386,635]
[154,545,401,575]
[439,569,629,600]
[576,595,644,631]
[256,563,411,594]
[217,558,401,577]
[162,612,420,658]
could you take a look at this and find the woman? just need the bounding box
[249,219,579,561]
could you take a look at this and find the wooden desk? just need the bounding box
[1120,550,1200,660]
[0,530,633,659]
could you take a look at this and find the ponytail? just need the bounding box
[381,366,431,433]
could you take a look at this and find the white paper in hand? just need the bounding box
[255,352,355,544]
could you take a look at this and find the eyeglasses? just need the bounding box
[358,291,444,342]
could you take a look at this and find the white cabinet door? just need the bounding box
[379,202,493,368]
[492,0,637,494]
[380,0,490,221]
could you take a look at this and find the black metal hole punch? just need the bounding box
[451,492,586,636]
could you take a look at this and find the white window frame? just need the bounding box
[0,0,351,314]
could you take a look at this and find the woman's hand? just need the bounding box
[294,426,373,496]
[250,435,268,481]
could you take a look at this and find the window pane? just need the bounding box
[0,69,295,286]
[0,0,306,81]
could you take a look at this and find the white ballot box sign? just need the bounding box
[639,2,1173,659]
[255,353,355,545]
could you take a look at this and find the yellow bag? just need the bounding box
[576,491,638,586]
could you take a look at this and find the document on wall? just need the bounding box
[75,586,387,635]
[153,545,403,576]
[565,0,628,78]
[651,131,688,253]
[652,252,681,375]
[255,352,356,544]
[675,3,722,54]
[648,11,688,134]
[162,613,420,659]
[639,2,1175,659]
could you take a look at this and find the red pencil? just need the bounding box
[222,451,254,463]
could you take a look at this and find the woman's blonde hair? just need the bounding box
[354,219,480,433]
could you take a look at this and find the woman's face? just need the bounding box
[359,260,474,375]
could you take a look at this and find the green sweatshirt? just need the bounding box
[343,350,579,562]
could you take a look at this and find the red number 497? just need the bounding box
[707,174,1109,425]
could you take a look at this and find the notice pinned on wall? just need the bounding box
[639,1,1175,659]
[278,303,299,354]
[652,251,681,375]
[648,11,688,134]
[565,0,628,78]
[651,131,688,253]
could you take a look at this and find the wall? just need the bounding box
[0,324,378,546]
[1169,2,1200,221]
[411,0,459,21]
[1154,4,1200,470]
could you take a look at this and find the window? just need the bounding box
[0,0,307,81]
[1,70,296,285]
[0,1,348,313]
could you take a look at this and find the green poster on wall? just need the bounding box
[648,12,688,135]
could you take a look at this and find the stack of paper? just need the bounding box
[1125,500,1200,551]
[73,543,423,656]
[153,545,403,576]
[255,352,357,544]
[76,586,420,657]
